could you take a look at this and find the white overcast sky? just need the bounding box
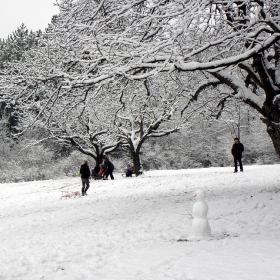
[0,0,59,39]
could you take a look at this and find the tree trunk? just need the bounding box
[264,121,280,157]
[253,51,280,158]
[94,154,102,168]
[261,104,280,157]
[131,151,143,176]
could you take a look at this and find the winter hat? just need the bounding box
[234,137,239,141]
[127,164,131,167]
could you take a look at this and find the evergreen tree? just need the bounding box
[0,24,42,69]
[0,24,42,133]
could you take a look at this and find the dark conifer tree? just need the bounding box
[0,24,42,133]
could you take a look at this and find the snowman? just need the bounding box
[190,189,211,238]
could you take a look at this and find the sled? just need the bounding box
[121,173,133,177]
[92,176,105,180]
[60,190,81,199]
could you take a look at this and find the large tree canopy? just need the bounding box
[41,0,280,88]
[4,0,279,103]
[1,0,280,164]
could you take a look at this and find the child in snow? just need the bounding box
[91,165,101,179]
[98,163,107,179]
[126,164,133,177]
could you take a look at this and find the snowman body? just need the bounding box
[191,190,211,237]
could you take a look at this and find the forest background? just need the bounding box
[1,1,280,183]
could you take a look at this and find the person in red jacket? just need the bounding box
[98,163,107,179]
[231,138,244,173]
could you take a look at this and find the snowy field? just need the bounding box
[1,164,280,280]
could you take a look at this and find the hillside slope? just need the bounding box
[1,165,280,279]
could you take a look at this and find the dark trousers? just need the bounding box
[234,157,243,172]
[81,178,90,194]
[106,170,114,179]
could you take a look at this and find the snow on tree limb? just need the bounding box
[22,0,278,88]
[208,70,263,112]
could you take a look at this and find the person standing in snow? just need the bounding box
[231,137,244,173]
[102,155,115,180]
[80,160,91,195]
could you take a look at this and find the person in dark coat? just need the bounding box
[102,155,114,180]
[231,138,244,173]
[80,160,91,195]
[91,165,100,178]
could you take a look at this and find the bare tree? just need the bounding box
[1,65,121,166]
[115,78,185,175]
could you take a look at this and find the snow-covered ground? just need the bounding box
[1,165,280,280]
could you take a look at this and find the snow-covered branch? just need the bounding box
[208,70,263,113]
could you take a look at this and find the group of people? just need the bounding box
[91,155,115,180]
[79,138,244,196]
[79,155,115,196]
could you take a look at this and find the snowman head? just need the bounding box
[194,189,205,201]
